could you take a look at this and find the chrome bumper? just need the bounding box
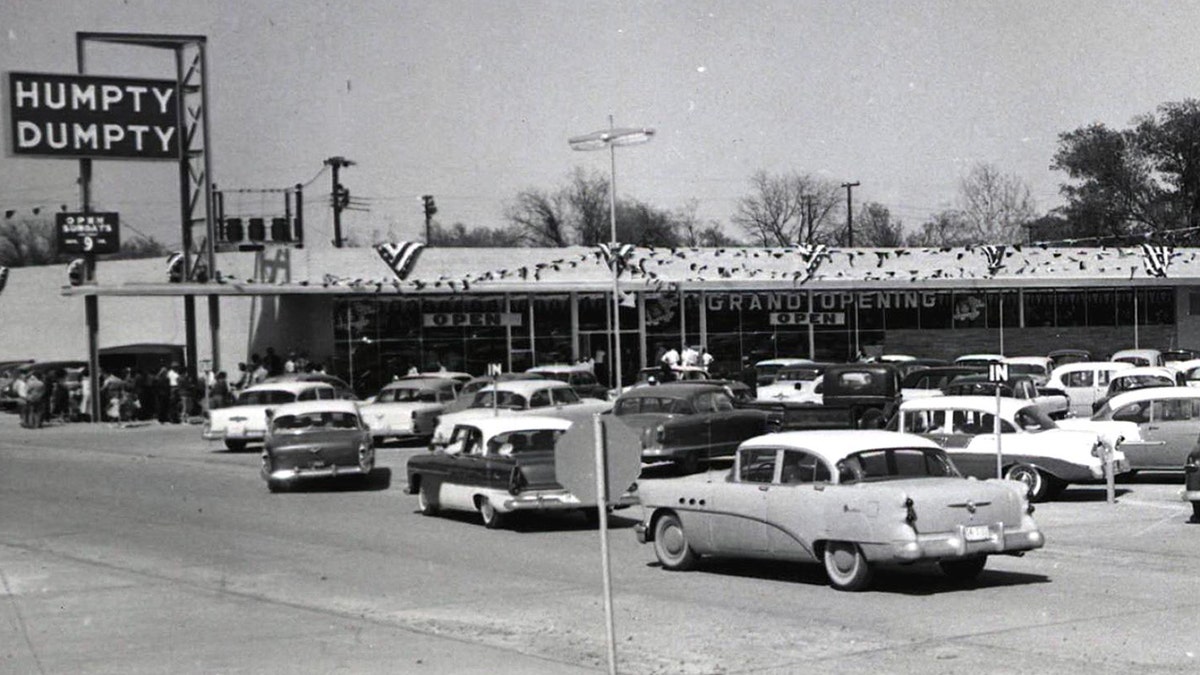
[501,490,639,512]
[266,464,369,482]
[882,523,1045,562]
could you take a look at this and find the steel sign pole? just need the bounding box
[592,413,618,675]
[995,386,1003,479]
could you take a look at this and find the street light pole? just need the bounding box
[569,119,655,392]
[841,181,860,247]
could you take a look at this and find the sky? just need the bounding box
[4,0,1200,250]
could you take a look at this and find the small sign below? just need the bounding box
[56,212,120,255]
[988,362,1009,382]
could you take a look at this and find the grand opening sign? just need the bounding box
[7,72,179,159]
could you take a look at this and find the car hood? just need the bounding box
[359,401,443,415]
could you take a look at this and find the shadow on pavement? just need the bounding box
[410,506,640,533]
[649,556,1050,595]
[1052,487,1131,502]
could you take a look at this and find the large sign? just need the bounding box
[56,212,120,254]
[7,72,179,159]
[706,291,938,312]
[422,312,523,328]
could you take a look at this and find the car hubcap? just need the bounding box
[830,547,856,575]
[661,524,685,556]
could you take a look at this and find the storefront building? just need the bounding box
[5,244,1192,395]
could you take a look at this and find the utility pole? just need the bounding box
[325,156,355,247]
[422,195,438,244]
[841,181,860,246]
[802,195,815,243]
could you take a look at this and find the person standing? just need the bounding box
[25,371,46,429]
[681,345,700,368]
[700,346,715,373]
[154,366,171,423]
[12,372,28,428]
[210,371,230,410]
[79,368,92,422]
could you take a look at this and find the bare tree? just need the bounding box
[565,168,611,245]
[504,188,572,246]
[852,202,905,247]
[732,170,841,246]
[958,162,1036,243]
[906,210,978,247]
[429,222,525,247]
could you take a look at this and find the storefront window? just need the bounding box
[1023,291,1055,327]
[1056,291,1087,327]
[1088,290,1116,327]
[985,291,1020,328]
[921,292,954,329]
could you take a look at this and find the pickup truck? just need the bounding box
[745,363,902,431]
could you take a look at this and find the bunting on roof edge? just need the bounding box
[1140,243,1171,278]
[794,243,830,284]
[980,245,1006,275]
[375,241,425,281]
[597,242,635,275]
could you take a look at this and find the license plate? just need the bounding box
[964,525,991,542]
[229,424,245,437]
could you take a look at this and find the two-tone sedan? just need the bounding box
[432,379,609,443]
[259,400,374,492]
[358,377,459,443]
[896,396,1132,501]
[1090,387,1200,470]
[406,414,636,528]
[614,382,772,473]
[203,381,340,451]
[635,430,1044,591]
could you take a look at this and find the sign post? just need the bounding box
[988,362,1009,479]
[555,413,641,675]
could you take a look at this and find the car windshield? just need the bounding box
[271,411,360,431]
[237,390,297,405]
[382,387,440,403]
[472,390,528,410]
[837,447,959,483]
[1111,375,1172,392]
[1014,405,1056,432]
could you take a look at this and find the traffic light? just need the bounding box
[67,258,85,286]
[223,217,244,243]
[248,217,266,242]
[422,194,437,217]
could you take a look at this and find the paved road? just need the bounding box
[2,416,1199,674]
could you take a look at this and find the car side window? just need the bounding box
[712,392,735,412]
[298,388,318,401]
[1064,371,1093,387]
[317,387,334,400]
[780,450,831,484]
[1112,402,1148,423]
[530,390,552,408]
[692,392,715,413]
[739,448,777,483]
[669,398,696,414]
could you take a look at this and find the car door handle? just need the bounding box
[758,485,769,492]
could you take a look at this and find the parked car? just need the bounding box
[406,414,637,528]
[401,371,473,386]
[755,362,833,403]
[1111,348,1164,368]
[941,374,1069,419]
[263,372,357,400]
[746,363,902,431]
[259,400,374,492]
[634,430,1044,591]
[754,358,812,386]
[1092,366,1186,413]
[954,354,1005,368]
[203,381,342,451]
[1160,349,1199,366]
[895,396,1131,501]
[1001,356,1054,387]
[526,364,609,400]
[614,382,772,473]
[1047,361,1134,417]
[432,379,609,443]
[1048,349,1092,369]
[358,377,460,443]
[901,366,986,402]
[1090,387,1200,471]
[442,373,546,413]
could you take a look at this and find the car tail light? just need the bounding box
[508,466,525,495]
[1186,454,1200,472]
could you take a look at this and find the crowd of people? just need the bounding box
[0,346,330,429]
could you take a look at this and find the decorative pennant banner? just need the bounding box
[167,251,185,283]
[980,244,1007,275]
[597,242,635,275]
[1140,243,1171,278]
[375,241,425,281]
[0,266,8,295]
[794,243,830,284]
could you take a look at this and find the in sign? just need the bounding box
[988,363,1009,382]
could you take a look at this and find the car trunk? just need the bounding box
[269,430,362,471]
[509,449,563,491]
[875,478,1025,533]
